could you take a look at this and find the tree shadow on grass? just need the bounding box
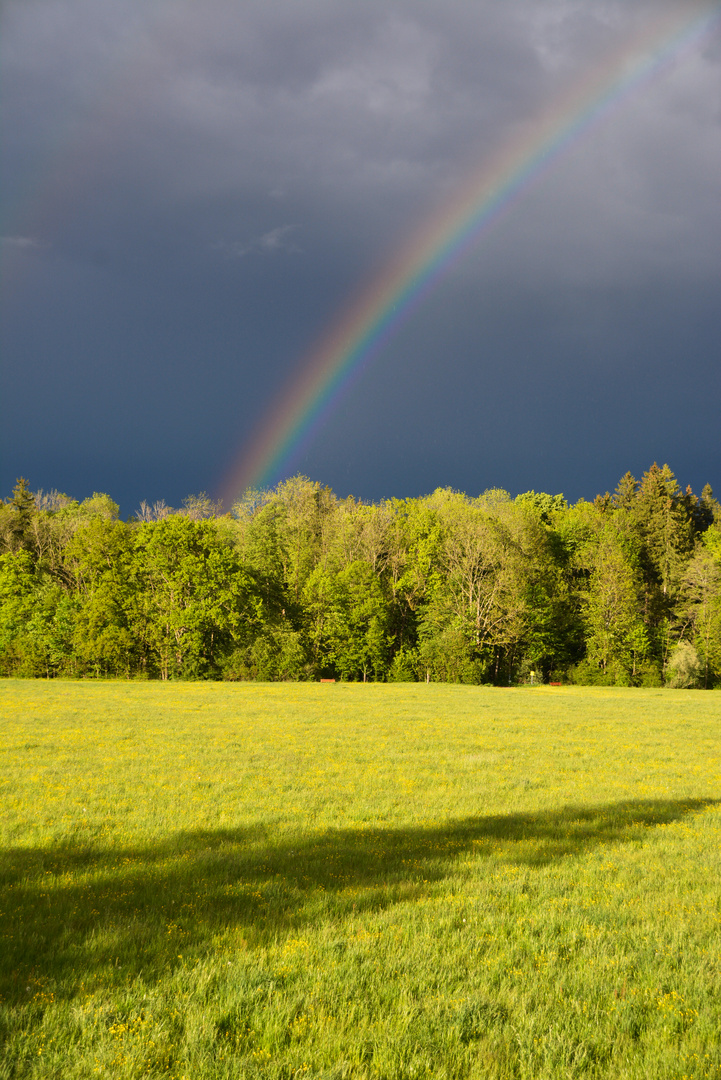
[0,797,715,1003]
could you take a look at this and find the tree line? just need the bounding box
[1,465,720,687]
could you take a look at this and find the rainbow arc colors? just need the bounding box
[221,3,721,504]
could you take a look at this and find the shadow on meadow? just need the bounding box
[0,797,714,1002]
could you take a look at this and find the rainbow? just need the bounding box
[221,3,721,504]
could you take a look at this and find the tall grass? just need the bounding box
[1,681,720,1078]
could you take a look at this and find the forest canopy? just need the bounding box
[1,465,720,687]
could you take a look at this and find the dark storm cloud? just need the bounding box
[5,0,719,267]
[2,0,720,510]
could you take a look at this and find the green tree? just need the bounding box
[506,497,580,681]
[0,550,77,677]
[680,543,721,687]
[270,476,336,603]
[579,522,648,684]
[0,478,36,554]
[632,463,695,603]
[417,490,526,681]
[63,517,137,677]
[666,641,701,688]
[612,472,638,511]
[132,517,259,679]
[331,560,390,681]
[302,560,390,681]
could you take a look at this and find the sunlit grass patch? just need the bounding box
[1,681,720,1078]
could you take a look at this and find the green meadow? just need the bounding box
[1,681,720,1079]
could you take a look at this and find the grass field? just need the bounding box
[1,681,720,1079]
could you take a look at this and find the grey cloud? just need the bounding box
[1,236,41,249]
[4,0,718,281]
[258,225,301,252]
[2,0,720,508]
[212,224,301,259]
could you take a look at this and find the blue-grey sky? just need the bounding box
[2,0,720,514]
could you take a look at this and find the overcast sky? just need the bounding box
[2,0,720,513]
